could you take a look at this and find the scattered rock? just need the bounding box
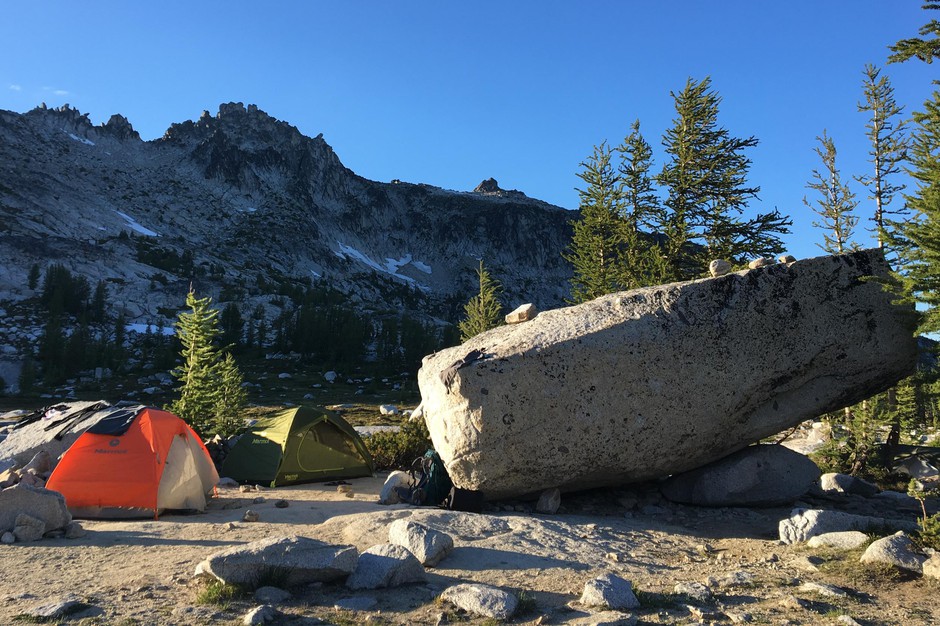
[1,530,14,544]
[748,257,773,269]
[806,531,869,550]
[379,405,399,416]
[860,531,926,574]
[714,570,755,589]
[923,553,940,579]
[505,303,537,324]
[64,521,86,539]
[536,487,561,514]
[346,543,427,589]
[388,519,454,567]
[418,249,916,499]
[21,450,53,476]
[198,535,358,588]
[799,581,849,598]
[254,586,290,604]
[819,472,879,497]
[661,444,820,506]
[779,508,917,544]
[709,259,733,277]
[836,615,863,626]
[566,610,638,625]
[217,477,240,488]
[274,499,289,509]
[243,510,260,522]
[24,595,94,620]
[242,604,280,625]
[674,581,712,603]
[579,573,640,610]
[379,470,413,505]
[13,513,46,542]
[779,254,797,264]
[440,583,518,621]
[0,484,71,535]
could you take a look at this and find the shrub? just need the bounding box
[366,418,432,470]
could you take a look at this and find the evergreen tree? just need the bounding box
[169,290,222,436]
[27,264,40,290]
[889,2,940,64]
[617,121,669,288]
[804,131,859,254]
[213,352,247,438]
[563,142,627,302]
[658,77,790,278]
[893,90,940,334]
[219,302,244,351]
[90,280,108,323]
[458,261,504,341]
[856,64,909,249]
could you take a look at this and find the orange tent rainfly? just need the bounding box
[46,406,219,519]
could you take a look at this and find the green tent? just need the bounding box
[221,406,374,487]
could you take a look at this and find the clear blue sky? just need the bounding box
[1,1,935,261]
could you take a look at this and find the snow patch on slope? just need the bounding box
[335,241,431,288]
[67,132,95,146]
[116,210,160,237]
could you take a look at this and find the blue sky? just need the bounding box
[1,1,935,261]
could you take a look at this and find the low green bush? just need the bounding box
[366,418,432,470]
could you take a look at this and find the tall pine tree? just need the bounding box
[658,77,790,278]
[804,131,859,253]
[889,2,940,64]
[856,64,909,250]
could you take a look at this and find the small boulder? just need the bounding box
[674,581,712,603]
[505,303,537,324]
[748,257,774,269]
[799,581,849,598]
[379,405,399,416]
[536,487,561,514]
[923,554,940,579]
[709,259,732,277]
[379,471,413,505]
[440,583,518,621]
[1,531,15,544]
[580,573,640,610]
[64,521,87,539]
[242,604,279,625]
[662,444,820,507]
[388,519,454,567]
[779,254,797,264]
[21,450,53,476]
[860,531,926,574]
[254,586,290,604]
[346,543,427,589]
[0,484,71,534]
[243,510,260,523]
[13,513,46,542]
[819,472,879,497]
[806,531,869,550]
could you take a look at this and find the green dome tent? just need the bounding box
[221,406,374,487]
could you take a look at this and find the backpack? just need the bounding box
[407,449,452,506]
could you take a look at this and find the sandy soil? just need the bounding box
[1,475,938,625]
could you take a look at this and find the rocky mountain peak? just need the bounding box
[101,114,139,141]
[473,177,527,200]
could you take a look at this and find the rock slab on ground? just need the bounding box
[440,583,518,620]
[779,508,918,544]
[661,444,820,506]
[387,519,454,567]
[580,573,641,610]
[345,543,427,589]
[418,249,916,498]
[198,535,357,588]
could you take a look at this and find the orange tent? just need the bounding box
[46,406,219,518]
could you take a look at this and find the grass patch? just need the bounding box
[516,590,537,615]
[194,579,246,607]
[633,588,686,610]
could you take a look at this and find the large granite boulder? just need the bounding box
[417,250,916,499]
[0,484,71,534]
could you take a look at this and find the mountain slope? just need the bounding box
[0,102,574,327]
